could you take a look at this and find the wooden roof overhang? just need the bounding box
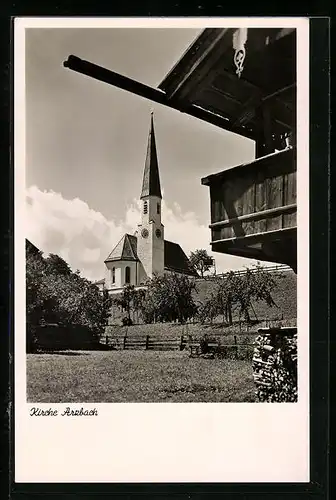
[63,28,295,144]
[63,27,297,271]
[201,146,297,272]
[158,27,296,154]
[158,27,297,271]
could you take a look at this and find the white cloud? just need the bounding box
[25,185,267,281]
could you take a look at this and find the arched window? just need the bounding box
[112,267,115,284]
[157,202,160,215]
[125,266,131,284]
[143,201,148,214]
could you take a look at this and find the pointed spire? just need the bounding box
[140,113,162,199]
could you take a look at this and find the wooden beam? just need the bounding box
[262,83,296,103]
[188,28,295,101]
[233,83,295,128]
[209,204,297,229]
[210,226,296,245]
[165,28,232,101]
[179,28,295,104]
[201,146,295,185]
[210,229,297,270]
[63,55,255,140]
[158,29,222,92]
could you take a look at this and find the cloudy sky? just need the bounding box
[25,27,272,281]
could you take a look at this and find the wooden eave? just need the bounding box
[201,146,296,186]
[63,28,295,143]
[158,27,296,141]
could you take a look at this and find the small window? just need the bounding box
[112,267,115,284]
[125,266,131,284]
[143,201,148,214]
[157,203,160,215]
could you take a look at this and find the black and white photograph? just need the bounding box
[15,17,310,483]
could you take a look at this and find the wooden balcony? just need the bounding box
[201,146,297,271]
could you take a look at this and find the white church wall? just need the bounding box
[104,262,113,289]
[118,261,137,287]
[104,260,137,289]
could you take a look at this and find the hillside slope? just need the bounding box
[194,271,297,322]
[108,270,297,330]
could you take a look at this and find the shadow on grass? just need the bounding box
[32,350,91,356]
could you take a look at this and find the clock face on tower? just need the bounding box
[155,229,162,239]
[141,228,149,239]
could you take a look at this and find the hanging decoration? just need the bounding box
[233,28,248,78]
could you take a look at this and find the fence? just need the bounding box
[213,263,292,280]
[100,333,186,351]
[99,332,255,358]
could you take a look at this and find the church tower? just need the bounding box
[137,112,164,281]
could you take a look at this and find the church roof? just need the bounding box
[104,234,139,263]
[164,240,199,277]
[140,112,162,199]
[105,233,198,277]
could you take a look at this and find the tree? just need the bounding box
[248,263,277,310]
[26,248,112,337]
[45,253,72,276]
[197,293,219,325]
[198,264,278,326]
[189,249,214,278]
[141,273,198,324]
[114,285,137,325]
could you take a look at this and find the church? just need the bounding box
[96,113,198,294]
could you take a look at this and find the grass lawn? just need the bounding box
[27,350,256,403]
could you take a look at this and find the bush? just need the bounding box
[26,248,112,337]
[121,316,133,327]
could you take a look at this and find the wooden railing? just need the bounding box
[212,263,292,279]
[99,333,256,354]
[100,334,186,351]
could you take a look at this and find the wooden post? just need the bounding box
[106,335,108,346]
[145,335,150,350]
[123,335,127,350]
[234,335,238,359]
[180,335,184,351]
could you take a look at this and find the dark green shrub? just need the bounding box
[121,316,133,327]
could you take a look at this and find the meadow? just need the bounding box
[26,350,256,403]
[26,270,296,403]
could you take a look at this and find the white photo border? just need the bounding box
[15,17,310,483]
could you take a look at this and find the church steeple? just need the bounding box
[137,112,164,281]
[140,112,162,200]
